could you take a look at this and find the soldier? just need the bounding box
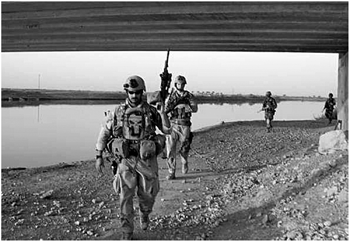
[323,93,336,124]
[164,75,198,180]
[262,91,277,132]
[95,75,170,240]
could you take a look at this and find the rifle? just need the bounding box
[159,49,172,102]
[257,107,268,113]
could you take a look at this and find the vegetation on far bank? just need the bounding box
[1,88,327,105]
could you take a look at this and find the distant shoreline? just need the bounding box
[1,88,327,106]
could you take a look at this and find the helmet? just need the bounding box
[123,75,146,92]
[175,75,187,85]
[266,91,272,97]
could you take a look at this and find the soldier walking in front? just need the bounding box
[262,91,277,132]
[164,75,198,180]
[95,75,170,240]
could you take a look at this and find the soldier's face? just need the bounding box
[176,83,185,91]
[127,90,143,104]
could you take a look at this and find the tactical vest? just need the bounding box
[166,91,193,121]
[114,102,156,141]
[170,104,192,120]
[109,102,165,159]
[264,97,277,111]
[325,98,336,110]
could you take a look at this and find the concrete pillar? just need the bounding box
[337,52,348,131]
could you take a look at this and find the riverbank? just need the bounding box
[1,119,348,240]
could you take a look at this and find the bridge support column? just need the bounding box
[337,52,348,131]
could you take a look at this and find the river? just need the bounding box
[2,101,325,168]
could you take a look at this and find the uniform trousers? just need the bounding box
[265,110,275,129]
[113,155,159,234]
[166,123,191,174]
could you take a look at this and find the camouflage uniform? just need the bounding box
[165,86,197,178]
[324,95,336,124]
[96,98,166,235]
[262,93,277,132]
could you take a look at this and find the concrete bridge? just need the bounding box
[2,1,348,129]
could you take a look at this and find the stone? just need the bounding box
[98,202,105,209]
[326,186,338,197]
[318,130,348,154]
[338,189,348,203]
[324,221,332,227]
[262,214,269,224]
[40,190,54,199]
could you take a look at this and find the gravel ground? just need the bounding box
[1,119,348,240]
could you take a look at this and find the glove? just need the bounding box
[95,156,105,174]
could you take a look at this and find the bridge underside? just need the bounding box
[1,2,348,130]
[1,2,348,53]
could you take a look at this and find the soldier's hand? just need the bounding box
[95,156,105,174]
[156,102,165,114]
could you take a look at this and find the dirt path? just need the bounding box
[1,120,348,240]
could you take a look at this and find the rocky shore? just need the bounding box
[1,119,348,240]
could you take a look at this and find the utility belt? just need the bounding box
[108,134,165,160]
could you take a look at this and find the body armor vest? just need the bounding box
[114,102,156,141]
[264,97,277,111]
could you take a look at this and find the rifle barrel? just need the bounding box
[165,49,170,67]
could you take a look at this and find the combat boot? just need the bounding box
[182,163,188,174]
[140,214,149,230]
[161,150,167,159]
[166,173,176,180]
[121,232,133,240]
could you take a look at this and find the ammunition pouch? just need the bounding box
[110,135,165,159]
[151,134,166,156]
[169,104,192,124]
[177,97,190,106]
[140,140,156,160]
[111,138,130,158]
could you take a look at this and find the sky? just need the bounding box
[1,51,339,97]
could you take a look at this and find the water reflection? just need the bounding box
[2,101,324,168]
